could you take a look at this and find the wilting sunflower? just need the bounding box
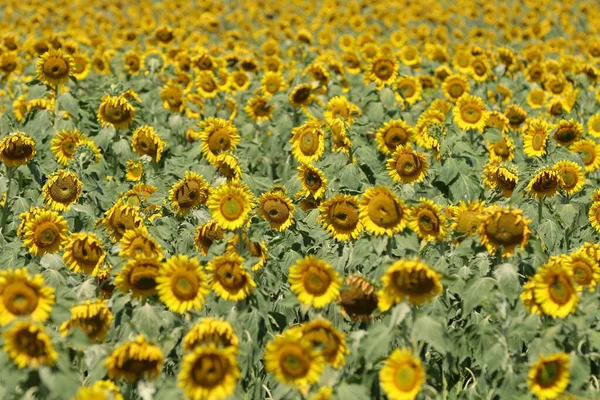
[297,163,328,199]
[258,189,295,231]
[119,227,163,260]
[479,206,531,257]
[36,49,74,86]
[523,118,551,158]
[169,171,210,215]
[338,275,378,322]
[452,94,489,132]
[487,135,515,163]
[527,168,562,199]
[329,118,353,156]
[97,94,136,130]
[359,186,407,236]
[442,73,470,102]
[194,221,224,256]
[50,129,85,166]
[553,160,585,194]
[566,250,600,292]
[408,199,447,242]
[105,335,164,382]
[157,254,210,313]
[552,119,583,147]
[206,254,256,301]
[0,132,36,167]
[323,96,361,124]
[207,181,255,231]
[264,328,325,388]
[378,259,443,311]
[571,139,600,172]
[448,200,485,238]
[0,268,55,326]
[131,125,166,162]
[178,346,240,400]
[101,201,145,242]
[182,318,239,352]
[245,96,275,122]
[115,258,161,298]
[318,195,363,241]
[386,145,429,184]
[63,233,106,275]
[528,353,570,400]
[375,120,413,155]
[3,321,57,368]
[291,121,326,164]
[505,105,528,130]
[125,160,144,181]
[482,163,519,198]
[379,349,425,400]
[289,83,315,108]
[59,300,113,342]
[22,209,69,256]
[366,56,398,87]
[300,319,349,368]
[199,117,240,163]
[42,169,82,211]
[289,255,341,308]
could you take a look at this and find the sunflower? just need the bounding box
[318,195,362,241]
[442,73,470,102]
[448,200,485,238]
[196,71,220,98]
[0,51,18,75]
[22,209,69,256]
[505,105,528,130]
[71,53,91,80]
[587,114,600,138]
[97,94,135,130]
[41,169,82,211]
[199,117,240,163]
[261,71,285,96]
[75,139,102,163]
[375,120,413,155]
[0,268,55,326]
[386,145,429,184]
[105,335,164,382]
[291,121,326,164]
[329,119,353,155]
[131,125,166,162]
[297,164,328,199]
[479,206,531,257]
[125,160,144,181]
[264,328,325,388]
[553,160,585,194]
[566,250,600,292]
[528,168,562,199]
[59,300,113,342]
[395,76,422,105]
[206,254,256,301]
[366,56,398,87]
[3,322,57,368]
[470,56,491,82]
[178,345,240,400]
[182,318,239,352]
[378,259,443,312]
[160,81,185,113]
[226,234,269,271]
[452,94,488,132]
[123,51,142,75]
[483,164,519,198]
[552,119,583,147]
[528,353,570,400]
[399,45,421,67]
[338,275,378,322]
[207,181,255,231]
[36,49,74,86]
[156,254,210,314]
[487,134,515,163]
[245,96,275,122]
[324,96,361,124]
[379,349,425,400]
[101,201,145,242]
[194,221,224,256]
[310,386,333,400]
[523,118,551,158]
[300,319,349,368]
[289,255,341,308]
[289,84,314,108]
[119,227,163,260]
[258,190,295,231]
[0,132,36,167]
[115,258,161,298]
[358,186,407,236]
[571,139,600,172]
[72,381,124,400]
[408,199,447,242]
[590,201,600,233]
[169,171,210,215]
[63,233,106,275]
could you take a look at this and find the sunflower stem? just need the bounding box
[537,197,544,224]
[53,84,60,129]
[1,166,15,235]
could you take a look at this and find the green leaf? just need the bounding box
[557,203,578,228]
[412,315,448,354]
[131,303,164,337]
[462,277,496,314]
[538,219,561,250]
[58,93,80,118]
[360,324,393,363]
[367,102,384,124]
[336,383,371,400]
[450,173,481,201]
[494,263,521,300]
[438,158,460,185]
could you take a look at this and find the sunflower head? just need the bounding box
[553,160,585,194]
[527,168,563,199]
[375,120,413,155]
[63,232,106,275]
[300,319,349,368]
[386,145,429,184]
[3,321,58,368]
[482,163,519,198]
[338,275,378,322]
[213,153,243,181]
[297,164,327,199]
[199,117,240,163]
[522,118,551,158]
[0,268,55,326]
[245,96,275,121]
[22,209,69,256]
[194,220,224,256]
[379,349,425,400]
[290,121,326,164]
[169,171,210,215]
[367,56,398,87]
[452,94,489,132]
[479,206,531,257]
[119,227,163,260]
[207,181,255,231]
[131,125,166,162]
[97,94,135,130]
[289,83,314,107]
[531,259,579,318]
[0,132,36,167]
[318,194,363,241]
[59,300,113,342]
[101,201,145,242]
[105,335,164,382]
[258,190,295,231]
[487,135,515,163]
[116,258,162,298]
[206,253,256,301]
[42,169,83,211]
[359,186,407,236]
[448,200,485,238]
[183,318,239,352]
[408,199,447,242]
[504,104,528,130]
[528,353,570,400]
[157,254,210,313]
[553,119,583,147]
[289,255,341,308]
[36,49,74,86]
[566,250,600,292]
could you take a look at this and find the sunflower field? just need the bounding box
[2,0,600,399]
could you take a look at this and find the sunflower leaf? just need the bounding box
[538,219,561,250]
[462,276,496,315]
[412,315,448,354]
[494,263,520,300]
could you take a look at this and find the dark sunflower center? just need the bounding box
[484,214,524,246]
[48,175,79,203]
[207,129,231,154]
[16,330,47,358]
[384,127,409,150]
[367,193,401,228]
[192,355,227,388]
[303,265,331,295]
[3,283,39,315]
[171,270,200,300]
[329,201,359,231]
[548,276,572,305]
[263,199,290,223]
[537,361,560,387]
[374,59,394,80]
[280,348,310,378]
[215,261,247,291]
[43,56,69,78]
[417,209,439,233]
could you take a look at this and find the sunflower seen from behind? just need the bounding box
[206,253,256,301]
[379,349,425,400]
[3,321,57,369]
[359,186,407,236]
[0,268,55,326]
[105,335,164,382]
[289,255,341,309]
[528,353,570,400]
[207,181,255,231]
[59,299,113,342]
[156,254,210,313]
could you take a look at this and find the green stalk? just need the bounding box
[538,197,544,224]
[1,167,15,234]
